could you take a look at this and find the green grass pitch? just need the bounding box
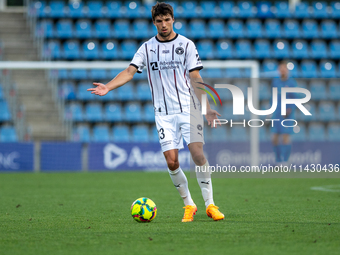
[1,172,339,255]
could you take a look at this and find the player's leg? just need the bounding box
[155,114,196,222]
[281,134,292,163]
[272,133,282,163]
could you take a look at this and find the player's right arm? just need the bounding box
[87,65,137,96]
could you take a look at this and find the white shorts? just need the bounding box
[155,110,205,152]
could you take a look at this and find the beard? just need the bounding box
[159,29,172,38]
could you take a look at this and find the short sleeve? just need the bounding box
[130,44,146,73]
[185,40,203,72]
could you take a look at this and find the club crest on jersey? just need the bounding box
[197,124,203,131]
[175,47,184,55]
[150,62,159,71]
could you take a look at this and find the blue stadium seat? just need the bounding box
[36,19,54,38]
[216,40,234,59]
[312,1,328,18]
[59,81,76,100]
[149,127,159,142]
[105,1,123,18]
[88,69,107,80]
[308,123,326,141]
[207,20,225,39]
[254,39,272,58]
[65,102,83,121]
[295,102,316,122]
[329,81,340,100]
[331,1,340,18]
[68,1,84,18]
[85,103,103,122]
[273,40,290,58]
[320,60,337,78]
[105,103,123,122]
[132,125,150,142]
[102,40,119,60]
[219,1,235,18]
[329,40,340,59]
[230,127,249,141]
[31,1,46,18]
[291,40,309,59]
[63,40,80,60]
[94,20,111,39]
[283,19,301,38]
[77,82,97,101]
[204,69,223,79]
[227,20,245,38]
[44,40,61,59]
[264,19,282,38]
[0,86,3,100]
[113,20,131,39]
[176,1,197,18]
[46,1,66,18]
[238,1,255,18]
[292,124,307,141]
[310,40,328,59]
[141,1,154,18]
[0,126,17,142]
[246,19,263,38]
[136,82,151,101]
[85,1,103,18]
[200,1,217,18]
[56,69,68,79]
[327,124,340,141]
[302,19,319,38]
[301,60,318,78]
[320,20,338,38]
[235,40,253,59]
[174,20,188,36]
[310,80,328,100]
[257,1,273,18]
[117,82,135,101]
[82,40,101,60]
[112,125,130,142]
[121,40,137,60]
[123,1,141,18]
[287,60,300,78]
[92,124,111,142]
[197,40,215,59]
[189,20,206,39]
[211,127,229,142]
[318,102,336,121]
[72,124,90,142]
[75,19,93,39]
[294,2,311,18]
[261,59,279,78]
[132,19,149,39]
[125,103,142,122]
[0,101,11,121]
[259,81,271,100]
[55,19,73,39]
[273,1,291,18]
[69,69,87,80]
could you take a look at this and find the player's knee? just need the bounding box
[192,153,206,166]
[167,158,179,170]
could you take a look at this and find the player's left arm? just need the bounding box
[190,70,221,128]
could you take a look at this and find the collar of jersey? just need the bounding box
[155,33,179,43]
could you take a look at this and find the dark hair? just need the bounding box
[279,60,288,66]
[151,2,174,21]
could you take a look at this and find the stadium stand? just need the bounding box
[27,0,340,143]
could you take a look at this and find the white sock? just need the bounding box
[196,161,214,207]
[168,167,195,206]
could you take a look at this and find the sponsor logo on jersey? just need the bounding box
[175,47,184,55]
[162,50,170,54]
[150,61,182,71]
[150,62,159,71]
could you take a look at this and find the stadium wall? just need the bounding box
[0,142,339,172]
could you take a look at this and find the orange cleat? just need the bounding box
[206,204,225,221]
[182,205,197,222]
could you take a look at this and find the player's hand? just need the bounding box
[87,82,109,96]
[205,109,221,128]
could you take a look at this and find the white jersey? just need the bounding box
[130,34,203,115]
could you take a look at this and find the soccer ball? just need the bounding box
[131,197,157,223]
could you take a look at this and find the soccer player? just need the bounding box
[271,61,297,164]
[87,2,224,222]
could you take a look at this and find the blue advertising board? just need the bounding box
[0,143,34,171]
[40,142,82,171]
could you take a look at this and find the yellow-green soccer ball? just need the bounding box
[131,197,157,223]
